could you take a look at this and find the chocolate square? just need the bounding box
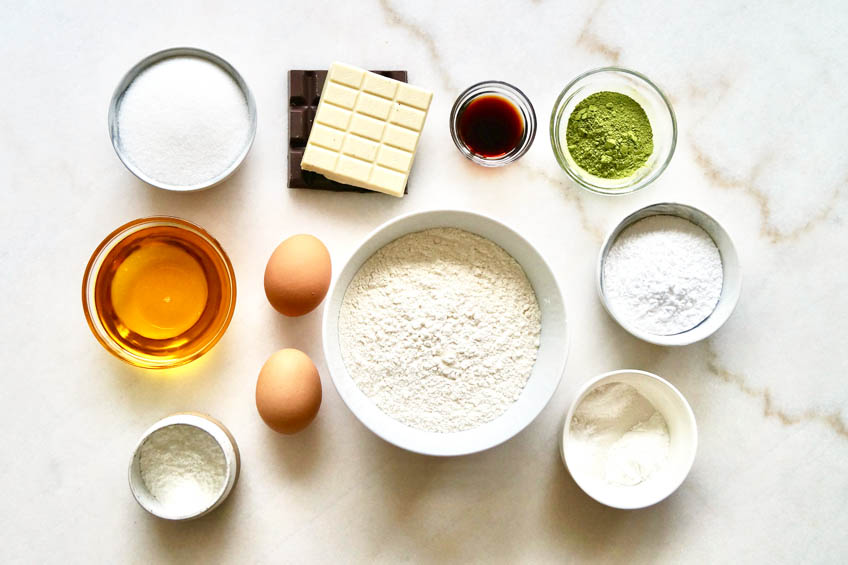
[288,70,410,193]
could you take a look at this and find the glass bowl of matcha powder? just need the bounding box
[550,67,676,195]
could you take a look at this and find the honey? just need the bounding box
[83,218,236,368]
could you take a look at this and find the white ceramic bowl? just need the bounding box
[597,202,742,346]
[560,370,697,509]
[322,210,568,456]
[128,413,240,520]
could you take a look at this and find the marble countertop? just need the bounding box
[2,1,846,562]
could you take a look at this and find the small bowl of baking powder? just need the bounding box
[597,202,741,346]
[561,370,697,509]
[128,413,240,520]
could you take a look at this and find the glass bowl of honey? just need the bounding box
[449,81,536,167]
[82,217,236,369]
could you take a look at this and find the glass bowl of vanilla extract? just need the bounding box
[450,81,536,167]
[82,217,236,369]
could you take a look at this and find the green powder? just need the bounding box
[565,91,653,179]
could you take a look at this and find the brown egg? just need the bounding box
[256,349,322,434]
[264,234,331,317]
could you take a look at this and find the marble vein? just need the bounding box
[519,164,604,241]
[575,0,621,64]
[692,144,844,244]
[377,0,456,91]
[705,341,848,440]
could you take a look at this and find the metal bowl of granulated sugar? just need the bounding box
[322,210,569,456]
[597,202,741,346]
[128,413,240,520]
[108,47,257,191]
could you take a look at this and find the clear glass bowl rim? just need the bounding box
[549,66,677,196]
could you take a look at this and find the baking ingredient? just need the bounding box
[288,69,410,193]
[457,95,524,158]
[565,91,653,179]
[264,234,331,317]
[338,228,541,433]
[139,424,227,514]
[300,62,433,197]
[256,349,322,434]
[110,241,208,340]
[603,215,723,335]
[91,221,234,365]
[569,382,669,486]
[117,55,251,187]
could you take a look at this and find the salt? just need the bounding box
[116,56,251,187]
[603,215,723,336]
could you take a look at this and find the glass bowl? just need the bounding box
[550,67,676,195]
[82,217,236,369]
[449,81,536,167]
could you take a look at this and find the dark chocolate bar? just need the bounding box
[288,70,409,193]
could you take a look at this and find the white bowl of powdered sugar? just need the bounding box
[323,210,568,456]
[561,370,697,509]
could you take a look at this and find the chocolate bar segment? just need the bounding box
[288,70,409,193]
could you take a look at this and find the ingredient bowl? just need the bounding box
[128,413,240,521]
[560,370,697,509]
[108,47,257,192]
[82,216,237,369]
[322,210,568,456]
[550,67,676,195]
[449,81,537,167]
[597,202,741,346]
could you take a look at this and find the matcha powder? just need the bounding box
[565,91,653,179]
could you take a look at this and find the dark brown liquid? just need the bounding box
[458,95,524,158]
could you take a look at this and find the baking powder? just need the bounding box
[139,424,227,514]
[338,228,541,433]
[603,215,723,335]
[117,55,251,186]
[569,382,669,486]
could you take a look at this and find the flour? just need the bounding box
[338,228,541,433]
[138,424,227,514]
[117,55,251,187]
[569,382,669,486]
[602,215,723,335]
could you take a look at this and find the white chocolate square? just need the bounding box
[300,62,433,197]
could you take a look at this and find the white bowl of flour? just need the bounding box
[323,210,568,456]
[560,370,697,509]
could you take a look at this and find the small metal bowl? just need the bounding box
[449,81,536,167]
[108,47,257,192]
[129,413,240,521]
[597,203,742,346]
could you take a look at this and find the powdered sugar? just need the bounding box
[117,55,251,187]
[603,215,723,335]
[138,424,227,514]
[338,228,541,433]
[569,382,669,486]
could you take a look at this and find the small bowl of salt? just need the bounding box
[128,413,240,520]
[560,369,697,509]
[597,202,742,346]
[108,47,257,191]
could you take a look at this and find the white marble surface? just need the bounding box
[1,1,847,562]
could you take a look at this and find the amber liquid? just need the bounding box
[93,224,233,363]
[457,95,525,158]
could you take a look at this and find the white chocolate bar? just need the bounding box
[300,63,433,197]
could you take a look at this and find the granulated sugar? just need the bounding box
[117,55,251,187]
[603,215,723,335]
[338,228,541,433]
